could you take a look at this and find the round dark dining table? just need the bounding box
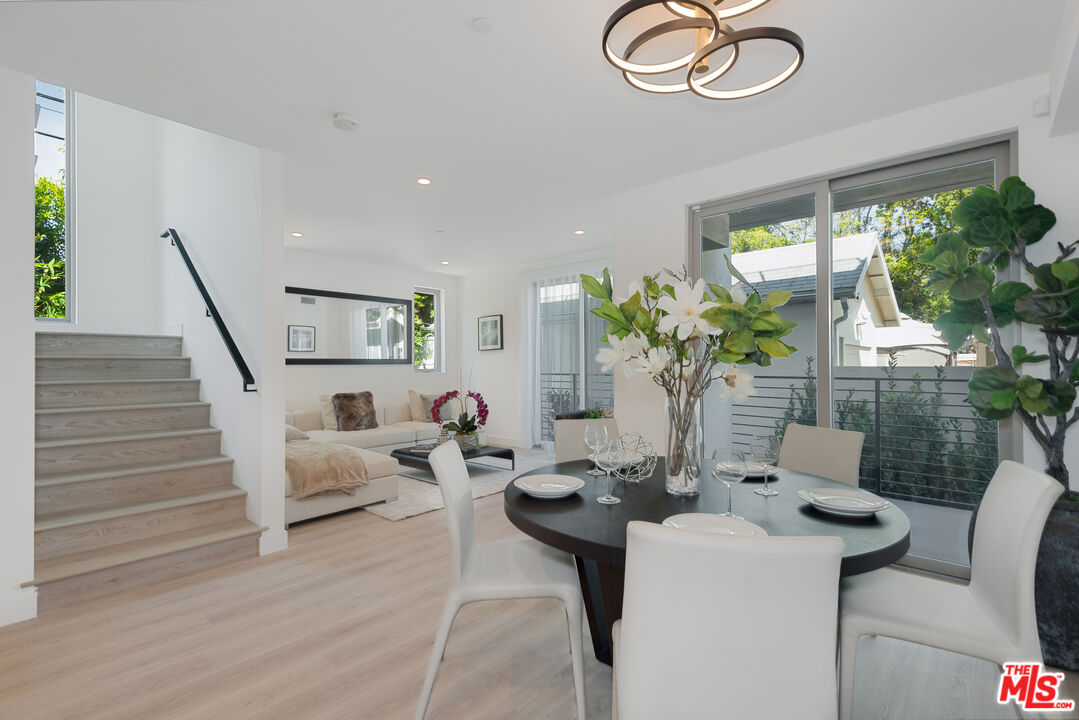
[504,458,911,665]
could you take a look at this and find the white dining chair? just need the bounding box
[838,460,1063,720]
[778,423,865,486]
[612,521,844,720]
[415,441,586,720]
[554,417,620,463]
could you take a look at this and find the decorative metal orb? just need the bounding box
[614,432,658,483]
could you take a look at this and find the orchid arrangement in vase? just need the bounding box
[432,389,489,450]
[582,265,798,495]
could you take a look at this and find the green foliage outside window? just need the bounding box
[413,291,436,369]
[35,176,66,318]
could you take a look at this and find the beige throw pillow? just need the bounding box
[408,389,426,422]
[285,424,310,441]
[332,391,379,432]
[425,394,463,423]
[319,395,337,430]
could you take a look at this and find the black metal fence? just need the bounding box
[729,368,998,509]
[539,371,615,441]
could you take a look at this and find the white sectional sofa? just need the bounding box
[283,401,442,525]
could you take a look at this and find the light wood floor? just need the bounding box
[0,492,1074,720]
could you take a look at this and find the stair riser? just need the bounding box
[36,405,211,441]
[36,358,191,381]
[36,380,201,409]
[36,535,258,613]
[36,461,235,516]
[37,334,182,358]
[36,432,222,478]
[36,495,248,561]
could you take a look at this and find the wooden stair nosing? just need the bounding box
[35,427,222,450]
[35,378,201,387]
[27,519,263,586]
[34,455,234,488]
[35,354,193,361]
[35,487,248,531]
[35,401,211,416]
[35,332,183,340]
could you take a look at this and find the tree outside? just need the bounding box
[35,176,66,318]
[413,291,436,369]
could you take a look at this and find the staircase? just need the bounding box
[30,332,262,612]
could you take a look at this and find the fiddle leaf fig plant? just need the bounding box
[919,176,1078,485]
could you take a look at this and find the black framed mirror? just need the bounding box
[284,286,413,365]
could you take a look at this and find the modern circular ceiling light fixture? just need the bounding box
[417,177,432,185]
[602,0,803,100]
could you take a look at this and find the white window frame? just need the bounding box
[33,82,76,324]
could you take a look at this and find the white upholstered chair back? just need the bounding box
[778,423,865,486]
[969,460,1062,649]
[616,521,844,720]
[554,417,620,463]
[429,441,475,584]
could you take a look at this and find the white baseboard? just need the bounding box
[259,528,289,555]
[0,586,37,628]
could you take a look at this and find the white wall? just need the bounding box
[37,94,164,334]
[284,249,463,418]
[158,120,287,553]
[0,66,39,625]
[610,74,1079,489]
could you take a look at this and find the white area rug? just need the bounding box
[364,449,553,522]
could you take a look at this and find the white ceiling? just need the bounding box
[0,0,1067,274]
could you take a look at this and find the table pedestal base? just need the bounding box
[574,556,624,666]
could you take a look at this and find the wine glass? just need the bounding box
[751,434,781,496]
[596,438,623,505]
[711,449,747,518]
[584,424,608,476]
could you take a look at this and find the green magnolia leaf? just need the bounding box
[592,300,631,334]
[745,292,762,309]
[701,303,750,331]
[999,176,1035,212]
[714,350,746,364]
[724,329,757,354]
[602,268,613,298]
[581,274,609,301]
[988,390,1017,410]
[1052,261,1079,283]
[756,337,793,357]
[1043,379,1077,416]
[762,290,793,309]
[619,292,642,324]
[724,254,752,287]
[1014,204,1056,245]
[748,309,785,332]
[708,284,733,304]
[1011,344,1049,366]
[660,283,675,298]
[968,365,1019,419]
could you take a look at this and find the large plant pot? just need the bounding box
[969,493,1079,670]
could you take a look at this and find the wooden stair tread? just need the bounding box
[36,427,220,449]
[35,455,233,487]
[36,354,191,360]
[28,519,262,586]
[36,401,211,415]
[36,378,200,386]
[36,487,247,530]
[36,332,183,339]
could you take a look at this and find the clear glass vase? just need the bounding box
[665,393,702,496]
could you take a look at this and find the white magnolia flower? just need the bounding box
[595,333,643,379]
[730,283,748,305]
[634,346,671,377]
[715,364,758,403]
[613,280,646,306]
[656,279,718,339]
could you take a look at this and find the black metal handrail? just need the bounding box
[161,228,257,392]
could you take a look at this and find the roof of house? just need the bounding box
[730,233,879,303]
[874,314,948,352]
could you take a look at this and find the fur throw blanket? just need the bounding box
[286,439,370,499]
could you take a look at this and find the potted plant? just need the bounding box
[582,266,797,496]
[432,390,489,452]
[919,176,1078,669]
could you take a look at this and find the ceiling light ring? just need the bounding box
[621,19,740,93]
[664,0,772,20]
[603,0,722,75]
[687,25,803,100]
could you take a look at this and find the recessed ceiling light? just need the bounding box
[331,113,359,132]
[574,229,585,235]
[472,17,493,33]
[440,260,450,265]
[417,177,432,185]
[290,232,304,238]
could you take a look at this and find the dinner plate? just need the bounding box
[514,474,585,499]
[662,513,768,537]
[797,488,891,518]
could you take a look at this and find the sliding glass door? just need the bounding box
[691,141,1012,574]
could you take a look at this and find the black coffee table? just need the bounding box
[504,458,910,664]
[391,444,516,471]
